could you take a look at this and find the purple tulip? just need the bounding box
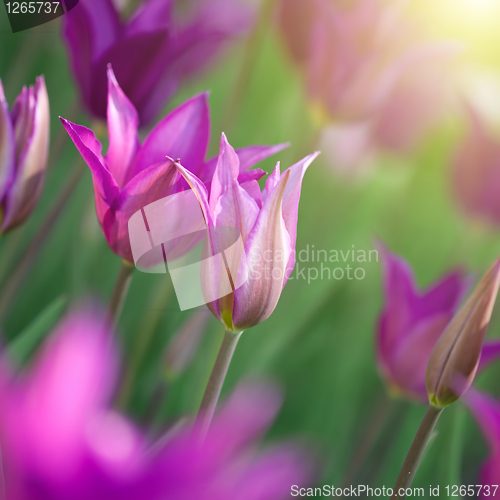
[0,76,50,233]
[0,308,311,499]
[377,244,470,402]
[173,134,319,331]
[464,389,500,495]
[452,104,500,226]
[278,0,459,172]
[61,67,286,263]
[63,0,253,126]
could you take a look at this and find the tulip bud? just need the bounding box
[0,76,50,233]
[426,259,500,408]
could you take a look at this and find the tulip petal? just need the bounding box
[5,308,115,474]
[426,258,500,407]
[231,171,291,330]
[126,0,174,35]
[128,93,210,182]
[479,340,500,372]
[0,80,15,202]
[464,388,500,455]
[60,118,119,225]
[281,152,319,284]
[210,133,240,213]
[63,0,121,107]
[202,143,287,184]
[2,78,50,232]
[89,30,170,124]
[111,160,181,263]
[105,67,140,188]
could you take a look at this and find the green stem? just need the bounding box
[0,163,84,321]
[341,393,392,488]
[196,329,242,440]
[108,261,134,328]
[390,405,443,499]
[116,279,173,409]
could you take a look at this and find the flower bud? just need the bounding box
[426,259,500,408]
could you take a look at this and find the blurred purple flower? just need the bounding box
[63,0,253,126]
[0,77,50,233]
[464,389,500,495]
[377,243,471,402]
[174,134,319,331]
[0,308,311,499]
[278,0,460,172]
[452,104,500,226]
[61,67,286,263]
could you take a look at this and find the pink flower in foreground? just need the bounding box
[452,104,500,226]
[173,134,319,331]
[61,67,286,263]
[0,309,311,499]
[63,0,253,126]
[0,76,50,232]
[465,389,500,495]
[377,244,500,402]
[278,0,459,172]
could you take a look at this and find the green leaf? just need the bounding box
[7,296,67,366]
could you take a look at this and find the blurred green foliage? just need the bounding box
[1,1,500,497]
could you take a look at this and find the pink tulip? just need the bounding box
[452,104,500,226]
[376,244,500,402]
[173,135,319,331]
[0,308,312,499]
[0,76,50,232]
[278,0,459,171]
[61,67,286,263]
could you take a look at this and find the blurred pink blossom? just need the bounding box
[376,243,500,402]
[278,0,460,173]
[0,308,312,499]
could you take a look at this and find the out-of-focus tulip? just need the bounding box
[61,67,286,263]
[377,244,470,402]
[464,389,500,495]
[173,134,319,331]
[278,0,459,173]
[452,104,500,226]
[0,308,310,499]
[426,258,500,408]
[63,0,253,126]
[0,76,50,232]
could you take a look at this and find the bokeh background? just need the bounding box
[2,0,500,495]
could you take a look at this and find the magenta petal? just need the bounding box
[479,340,500,372]
[111,160,181,263]
[126,0,173,35]
[105,67,140,188]
[5,308,115,475]
[236,143,290,170]
[128,93,210,182]
[232,172,291,330]
[210,133,240,212]
[2,78,50,232]
[89,30,170,125]
[281,152,319,284]
[63,0,121,108]
[464,388,500,455]
[0,80,15,202]
[60,118,119,224]
[202,143,288,184]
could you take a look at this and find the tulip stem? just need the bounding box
[390,405,443,499]
[196,329,242,439]
[108,261,134,328]
[0,163,84,321]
